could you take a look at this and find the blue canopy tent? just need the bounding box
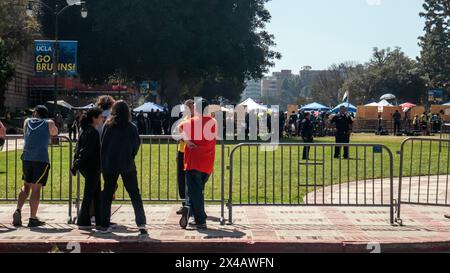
[331,102,357,113]
[443,102,450,106]
[300,102,330,111]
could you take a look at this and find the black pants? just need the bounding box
[102,170,146,228]
[394,121,401,135]
[186,170,209,225]
[335,133,350,158]
[77,170,101,226]
[302,137,313,159]
[177,151,186,200]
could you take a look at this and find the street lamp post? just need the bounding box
[27,0,87,117]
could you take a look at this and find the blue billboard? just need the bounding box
[428,89,444,103]
[34,40,78,76]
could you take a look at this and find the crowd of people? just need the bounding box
[5,98,450,230]
[58,106,174,143]
[134,110,174,136]
[9,96,218,232]
[377,110,446,136]
[283,110,336,138]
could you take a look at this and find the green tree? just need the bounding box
[310,62,357,106]
[0,39,15,116]
[343,47,427,104]
[0,0,39,115]
[418,0,450,95]
[0,0,39,54]
[278,74,308,109]
[40,0,280,106]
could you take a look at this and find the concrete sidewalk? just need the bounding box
[0,204,449,253]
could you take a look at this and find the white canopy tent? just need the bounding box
[133,102,165,113]
[238,98,268,112]
[378,99,393,106]
[72,103,95,110]
[380,93,396,101]
[365,100,393,107]
[46,100,73,110]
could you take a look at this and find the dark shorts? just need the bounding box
[22,161,50,186]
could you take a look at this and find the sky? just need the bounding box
[265,0,425,73]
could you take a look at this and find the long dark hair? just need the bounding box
[95,95,116,111]
[79,107,103,130]
[106,100,131,126]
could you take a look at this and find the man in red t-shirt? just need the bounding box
[178,99,217,229]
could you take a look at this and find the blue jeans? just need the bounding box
[185,170,209,225]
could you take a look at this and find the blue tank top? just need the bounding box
[22,118,50,163]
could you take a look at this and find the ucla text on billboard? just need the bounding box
[34,40,78,75]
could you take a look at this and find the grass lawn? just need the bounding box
[0,134,449,204]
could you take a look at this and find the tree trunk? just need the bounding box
[161,66,181,107]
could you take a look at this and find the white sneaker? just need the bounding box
[97,227,112,234]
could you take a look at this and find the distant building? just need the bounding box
[299,69,322,87]
[299,68,323,98]
[241,79,262,102]
[4,49,35,113]
[261,70,292,102]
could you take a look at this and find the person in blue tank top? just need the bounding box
[12,105,58,228]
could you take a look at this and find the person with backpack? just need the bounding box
[71,107,104,229]
[12,105,58,227]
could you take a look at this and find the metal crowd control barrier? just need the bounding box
[440,123,450,140]
[396,138,450,224]
[228,143,395,224]
[73,135,227,225]
[0,135,74,223]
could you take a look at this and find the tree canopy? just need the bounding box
[418,0,450,94]
[0,0,39,115]
[40,0,280,105]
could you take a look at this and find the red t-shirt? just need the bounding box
[180,116,217,175]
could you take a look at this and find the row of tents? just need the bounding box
[239,98,356,114]
[47,98,450,116]
[46,100,166,113]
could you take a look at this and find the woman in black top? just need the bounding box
[71,107,103,228]
[100,101,147,234]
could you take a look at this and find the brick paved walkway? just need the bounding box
[0,203,449,253]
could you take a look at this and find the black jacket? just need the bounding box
[101,121,141,174]
[331,113,353,135]
[73,126,101,173]
[300,118,314,141]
